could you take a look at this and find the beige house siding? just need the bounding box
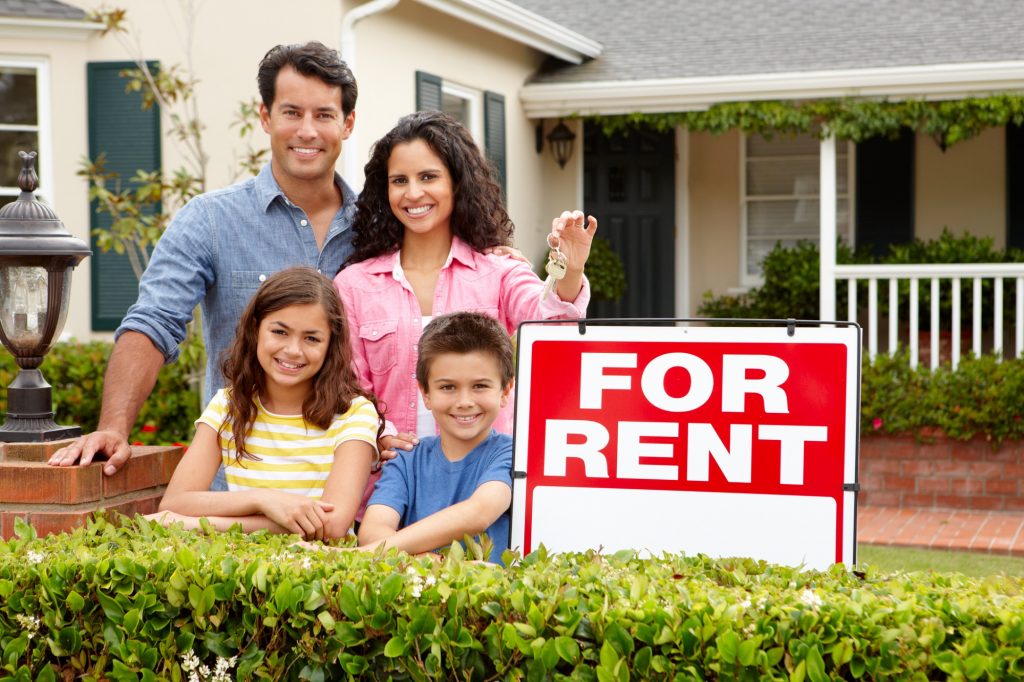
[16,0,572,341]
[686,129,741,315]
[914,127,1006,247]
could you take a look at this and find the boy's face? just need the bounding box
[422,350,512,452]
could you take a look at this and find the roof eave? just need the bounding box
[0,15,103,41]
[520,60,1024,118]
[412,0,602,64]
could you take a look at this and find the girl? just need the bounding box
[333,111,597,504]
[151,266,380,539]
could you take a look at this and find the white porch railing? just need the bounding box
[831,263,1024,369]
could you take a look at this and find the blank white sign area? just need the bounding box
[528,487,837,570]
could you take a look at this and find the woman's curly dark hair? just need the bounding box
[347,111,514,264]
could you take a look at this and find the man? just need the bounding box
[50,41,357,474]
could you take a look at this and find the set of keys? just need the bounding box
[542,235,568,300]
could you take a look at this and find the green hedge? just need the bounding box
[0,341,200,446]
[862,352,1024,444]
[2,518,1024,681]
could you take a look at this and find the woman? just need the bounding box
[334,111,596,506]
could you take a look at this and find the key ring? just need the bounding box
[546,233,560,250]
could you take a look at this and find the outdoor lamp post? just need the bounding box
[0,151,90,441]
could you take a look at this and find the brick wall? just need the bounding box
[0,441,184,538]
[860,434,1024,511]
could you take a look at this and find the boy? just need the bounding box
[356,312,514,563]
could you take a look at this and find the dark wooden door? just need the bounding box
[583,123,676,319]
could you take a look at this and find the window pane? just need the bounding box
[442,92,470,128]
[748,133,820,157]
[0,131,39,187]
[0,68,38,125]
[747,155,848,195]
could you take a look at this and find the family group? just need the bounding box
[47,41,597,563]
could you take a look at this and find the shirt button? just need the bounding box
[409,402,415,408]
[372,330,378,336]
[258,274,267,282]
[300,219,308,226]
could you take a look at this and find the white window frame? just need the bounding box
[739,133,855,286]
[0,56,52,206]
[440,80,483,146]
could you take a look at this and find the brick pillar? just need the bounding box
[0,440,184,538]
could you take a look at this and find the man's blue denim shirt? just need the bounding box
[116,163,357,405]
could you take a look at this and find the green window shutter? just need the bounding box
[1008,124,1024,249]
[415,71,442,112]
[87,61,161,331]
[483,90,506,197]
[855,129,914,257]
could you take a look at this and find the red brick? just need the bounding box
[918,478,951,493]
[969,462,1004,478]
[883,475,917,491]
[102,449,178,498]
[860,474,885,492]
[901,460,934,475]
[934,461,970,477]
[1006,464,1024,477]
[989,446,1020,463]
[862,491,901,506]
[968,496,1006,511]
[951,479,985,495]
[903,493,936,508]
[104,491,164,518]
[864,459,901,475]
[0,462,102,504]
[0,438,77,463]
[0,512,19,539]
[935,494,972,509]
[952,442,989,461]
[985,479,1019,495]
[1003,496,1024,512]
[26,510,92,537]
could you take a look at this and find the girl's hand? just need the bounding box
[548,210,598,272]
[259,491,335,540]
[379,433,418,462]
[483,245,531,266]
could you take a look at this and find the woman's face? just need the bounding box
[386,139,454,240]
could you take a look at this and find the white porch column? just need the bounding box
[819,134,837,321]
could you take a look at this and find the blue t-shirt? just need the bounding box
[368,431,512,564]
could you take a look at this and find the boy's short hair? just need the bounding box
[416,312,514,389]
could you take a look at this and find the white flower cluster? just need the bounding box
[799,589,823,608]
[15,614,40,639]
[404,566,437,599]
[25,550,44,565]
[180,650,237,682]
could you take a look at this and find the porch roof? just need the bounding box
[515,0,1024,117]
[0,0,85,20]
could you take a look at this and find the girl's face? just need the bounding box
[256,302,331,394]
[387,139,454,240]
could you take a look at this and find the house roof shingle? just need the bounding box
[513,0,1024,84]
[0,0,86,21]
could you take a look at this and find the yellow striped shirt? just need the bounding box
[196,389,379,498]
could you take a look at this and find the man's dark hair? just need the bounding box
[257,41,357,116]
[416,312,515,390]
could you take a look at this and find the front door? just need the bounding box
[583,123,676,318]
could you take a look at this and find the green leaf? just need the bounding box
[604,622,634,657]
[963,654,989,681]
[718,630,740,664]
[738,637,758,666]
[317,611,335,630]
[384,636,406,658]
[805,645,827,682]
[66,591,86,613]
[339,584,361,620]
[554,636,580,664]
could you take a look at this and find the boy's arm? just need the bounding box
[359,481,511,556]
[357,504,402,545]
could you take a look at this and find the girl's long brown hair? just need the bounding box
[219,266,383,462]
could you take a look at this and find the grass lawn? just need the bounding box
[858,544,1024,577]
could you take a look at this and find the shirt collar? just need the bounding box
[361,236,478,277]
[254,162,355,214]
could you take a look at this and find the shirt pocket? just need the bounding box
[230,270,270,302]
[358,319,399,374]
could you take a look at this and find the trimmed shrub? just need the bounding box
[862,352,1024,444]
[2,517,1024,680]
[0,341,200,445]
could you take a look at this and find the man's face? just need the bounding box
[260,66,354,190]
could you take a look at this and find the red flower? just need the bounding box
[872,417,883,430]
[140,424,157,433]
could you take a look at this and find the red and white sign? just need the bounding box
[510,323,861,570]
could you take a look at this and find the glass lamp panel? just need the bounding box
[0,265,50,352]
[0,68,38,125]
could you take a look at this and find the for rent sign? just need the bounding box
[510,323,861,570]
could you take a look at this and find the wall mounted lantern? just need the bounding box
[0,151,91,441]
[536,119,577,169]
